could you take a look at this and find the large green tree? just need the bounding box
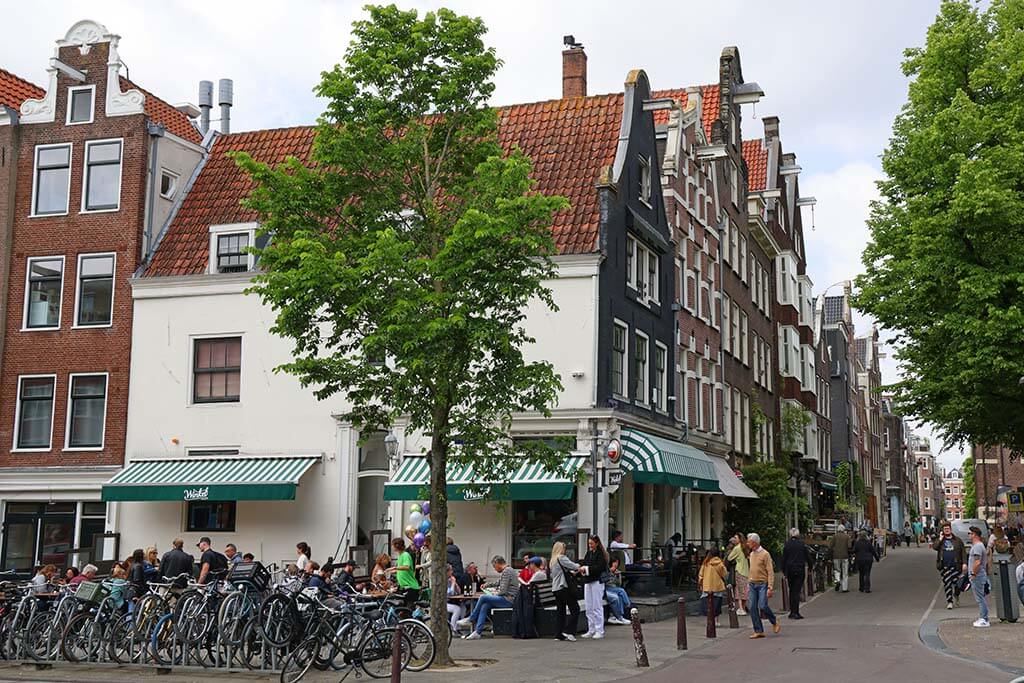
[855,0,1024,454]
[235,5,567,664]
[724,463,810,557]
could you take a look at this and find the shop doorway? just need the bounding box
[1,502,76,574]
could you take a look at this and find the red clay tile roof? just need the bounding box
[121,77,203,144]
[650,85,720,139]
[742,138,768,191]
[148,94,627,276]
[147,126,317,277]
[498,94,622,256]
[0,67,44,111]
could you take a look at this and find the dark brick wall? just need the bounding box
[0,41,146,468]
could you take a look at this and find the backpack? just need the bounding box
[558,556,578,594]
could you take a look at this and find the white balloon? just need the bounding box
[409,511,423,525]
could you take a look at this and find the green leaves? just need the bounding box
[855,0,1024,454]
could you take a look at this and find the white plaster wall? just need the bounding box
[122,277,343,564]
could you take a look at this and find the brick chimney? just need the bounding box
[762,115,780,143]
[562,46,587,98]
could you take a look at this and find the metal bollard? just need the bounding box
[706,593,717,638]
[726,587,739,629]
[807,570,814,598]
[676,597,687,650]
[631,608,650,667]
[391,622,403,683]
[780,576,789,613]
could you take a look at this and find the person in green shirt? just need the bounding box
[727,533,750,616]
[389,538,420,606]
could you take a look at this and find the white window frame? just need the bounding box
[739,235,747,283]
[721,294,731,355]
[12,373,57,452]
[66,84,96,125]
[159,168,180,200]
[639,155,652,207]
[64,372,109,451]
[740,312,749,366]
[30,143,72,218]
[72,252,116,329]
[81,138,124,213]
[626,236,637,290]
[208,223,258,274]
[654,342,668,412]
[611,319,629,399]
[22,255,65,331]
[634,331,650,406]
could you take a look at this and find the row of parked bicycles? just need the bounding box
[0,562,442,682]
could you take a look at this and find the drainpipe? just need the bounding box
[0,107,21,385]
[144,123,165,262]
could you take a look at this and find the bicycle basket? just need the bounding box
[74,581,110,605]
[226,561,270,591]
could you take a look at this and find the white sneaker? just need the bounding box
[618,616,632,625]
[737,609,747,616]
[562,633,576,642]
[456,617,472,628]
[972,618,990,628]
[592,633,604,639]
[463,630,481,639]
[946,602,953,610]
[581,631,593,638]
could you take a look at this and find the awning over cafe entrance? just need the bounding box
[101,455,321,502]
[382,455,587,502]
[708,456,758,499]
[619,429,720,492]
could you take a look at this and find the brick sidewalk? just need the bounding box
[936,616,1024,675]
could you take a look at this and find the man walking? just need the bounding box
[829,525,852,592]
[931,522,966,610]
[782,528,813,619]
[967,526,990,628]
[746,533,780,639]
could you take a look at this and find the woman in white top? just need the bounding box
[295,542,312,574]
[445,564,464,631]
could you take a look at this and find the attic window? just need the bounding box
[638,155,651,206]
[67,86,94,125]
[209,223,257,274]
[160,170,179,199]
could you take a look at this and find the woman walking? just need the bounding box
[853,530,880,593]
[727,533,749,615]
[698,547,728,625]
[580,535,609,639]
[549,541,581,642]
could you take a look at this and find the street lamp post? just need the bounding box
[384,430,400,470]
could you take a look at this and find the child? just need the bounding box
[104,565,130,611]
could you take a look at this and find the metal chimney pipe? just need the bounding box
[198,80,213,134]
[218,78,233,134]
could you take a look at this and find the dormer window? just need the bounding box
[639,155,651,206]
[208,223,257,274]
[160,170,179,199]
[67,85,95,125]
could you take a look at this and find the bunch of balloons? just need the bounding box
[403,501,432,549]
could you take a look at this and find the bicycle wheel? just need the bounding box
[398,619,435,672]
[108,613,142,664]
[259,593,298,647]
[61,612,97,663]
[173,591,212,644]
[22,611,56,661]
[358,627,411,679]
[149,613,180,666]
[134,593,169,638]
[280,635,319,683]
[217,591,247,646]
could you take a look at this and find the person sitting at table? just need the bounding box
[335,560,357,594]
[518,556,546,585]
[307,561,328,590]
[456,555,519,639]
[518,553,535,583]
[462,562,486,593]
[445,564,465,632]
[371,553,392,591]
[604,557,632,625]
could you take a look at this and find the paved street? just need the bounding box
[633,545,1014,683]
[2,546,1018,683]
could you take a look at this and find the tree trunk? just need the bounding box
[428,435,453,666]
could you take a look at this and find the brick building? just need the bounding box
[972,443,1024,524]
[881,394,910,529]
[942,468,964,521]
[0,20,204,573]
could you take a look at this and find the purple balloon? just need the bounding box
[421,502,430,516]
[413,532,426,549]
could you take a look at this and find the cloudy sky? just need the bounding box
[6,1,963,469]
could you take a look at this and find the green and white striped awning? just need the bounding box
[383,455,586,501]
[101,455,321,502]
[620,429,720,492]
